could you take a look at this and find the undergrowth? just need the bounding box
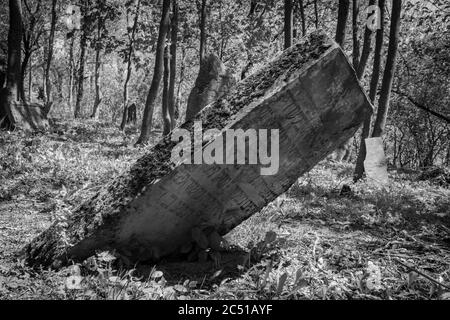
[0,120,449,300]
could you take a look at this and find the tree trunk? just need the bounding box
[352,0,360,68]
[74,1,89,119]
[68,32,75,112]
[372,0,402,138]
[335,0,350,46]
[136,0,171,145]
[162,29,171,135]
[314,0,319,29]
[91,42,102,119]
[354,0,385,181]
[120,0,141,131]
[91,12,104,119]
[168,0,178,130]
[0,0,23,128]
[299,0,306,36]
[199,0,207,64]
[332,0,351,161]
[19,51,30,102]
[45,0,57,106]
[284,0,293,49]
[356,0,376,79]
[23,31,372,268]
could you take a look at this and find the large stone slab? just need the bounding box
[23,31,372,268]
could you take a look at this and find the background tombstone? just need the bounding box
[364,137,389,185]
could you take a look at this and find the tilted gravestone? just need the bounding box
[23,31,373,268]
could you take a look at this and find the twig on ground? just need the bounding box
[395,258,450,291]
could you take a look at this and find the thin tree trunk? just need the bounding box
[299,0,306,36]
[314,0,319,29]
[20,51,30,102]
[68,33,75,112]
[74,1,89,119]
[91,42,102,119]
[120,0,142,131]
[168,0,178,130]
[352,0,360,68]
[357,0,376,79]
[136,0,171,145]
[28,57,32,101]
[332,0,351,161]
[335,0,350,46]
[284,0,293,49]
[372,0,402,138]
[175,46,186,121]
[91,11,104,119]
[354,0,385,181]
[0,0,23,128]
[162,38,171,135]
[199,0,207,64]
[45,0,57,106]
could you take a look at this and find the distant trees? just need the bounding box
[120,0,142,131]
[0,0,446,170]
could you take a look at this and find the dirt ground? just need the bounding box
[0,120,449,300]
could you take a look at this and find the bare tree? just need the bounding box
[136,0,171,145]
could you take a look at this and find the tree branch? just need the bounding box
[393,90,450,124]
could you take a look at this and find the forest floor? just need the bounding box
[0,120,449,300]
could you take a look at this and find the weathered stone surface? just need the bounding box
[364,137,389,185]
[23,31,373,268]
[185,53,236,121]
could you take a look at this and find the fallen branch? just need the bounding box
[395,258,450,291]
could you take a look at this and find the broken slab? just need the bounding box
[22,31,373,268]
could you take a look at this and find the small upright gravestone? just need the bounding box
[185,53,236,122]
[364,137,389,185]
